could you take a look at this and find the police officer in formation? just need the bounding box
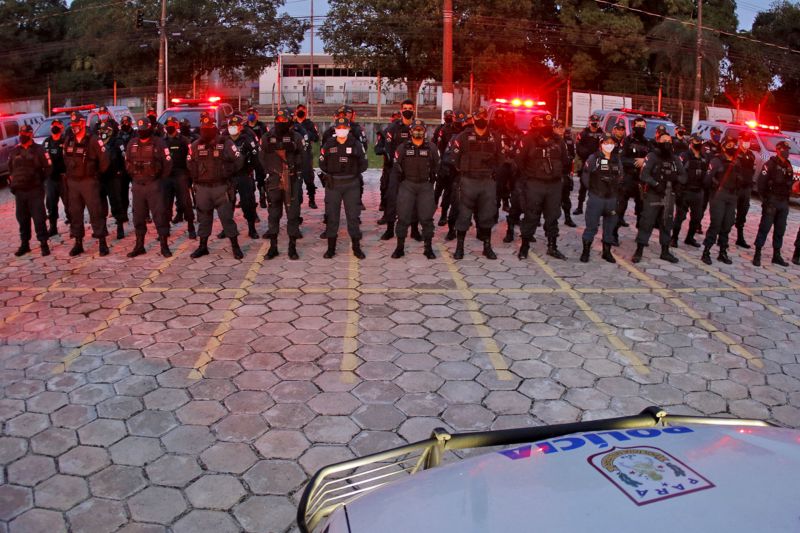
[63,111,111,257]
[97,122,128,239]
[391,119,439,260]
[162,116,196,239]
[9,125,51,257]
[632,131,687,264]
[580,133,622,263]
[124,119,173,258]
[42,119,68,236]
[573,114,604,215]
[451,107,501,260]
[225,115,261,239]
[438,111,468,241]
[701,134,745,265]
[242,107,268,209]
[187,116,244,259]
[753,140,793,267]
[555,119,577,228]
[319,117,368,259]
[494,110,523,243]
[672,134,706,248]
[614,117,650,244]
[376,110,401,219]
[293,103,320,209]
[259,109,304,260]
[432,110,456,226]
[381,99,417,241]
[733,131,757,249]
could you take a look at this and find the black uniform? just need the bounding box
[98,130,128,232]
[321,121,368,209]
[244,119,268,207]
[702,152,748,261]
[9,142,51,249]
[700,139,722,225]
[125,137,172,240]
[615,133,651,238]
[293,118,320,203]
[734,148,757,245]
[187,136,243,240]
[42,135,67,232]
[433,121,458,221]
[259,126,304,244]
[754,155,793,256]
[581,150,623,245]
[673,148,707,245]
[562,130,577,220]
[391,140,440,243]
[636,149,687,251]
[163,133,195,235]
[375,123,391,211]
[63,133,111,243]
[226,130,261,237]
[497,124,523,240]
[575,126,604,211]
[319,136,368,241]
[382,119,413,230]
[117,125,135,217]
[452,129,501,236]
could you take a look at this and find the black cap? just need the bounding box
[98,105,109,113]
[51,119,63,126]
[146,108,157,116]
[200,115,217,128]
[120,116,132,124]
[554,119,565,128]
[710,126,722,134]
[473,106,488,118]
[589,114,600,122]
[20,124,34,134]
[443,110,453,117]
[600,133,617,143]
[410,119,426,130]
[690,134,703,143]
[334,117,351,128]
[70,111,85,122]
[165,116,179,126]
[228,115,243,126]
[136,118,151,130]
[633,116,646,125]
[274,109,291,122]
[336,105,353,116]
[454,111,467,123]
[613,121,626,129]
[655,124,668,136]
[776,140,790,150]
[247,106,257,113]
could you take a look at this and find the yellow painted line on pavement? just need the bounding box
[340,253,361,383]
[529,252,650,375]
[617,254,763,368]
[189,241,269,379]
[437,245,512,381]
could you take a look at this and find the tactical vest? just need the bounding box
[128,141,159,183]
[64,136,98,180]
[736,151,756,189]
[623,136,650,177]
[42,137,65,176]
[682,152,706,191]
[767,158,794,200]
[648,157,679,196]
[324,140,361,179]
[588,154,622,198]
[165,136,188,170]
[10,147,43,190]
[459,133,496,180]
[264,133,299,154]
[522,136,564,182]
[193,142,227,185]
[400,142,436,183]
[713,157,739,193]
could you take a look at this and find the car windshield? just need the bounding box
[497,109,551,132]
[644,120,676,139]
[760,134,800,155]
[34,117,70,138]
[159,109,212,129]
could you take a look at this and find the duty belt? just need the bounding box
[194,181,228,187]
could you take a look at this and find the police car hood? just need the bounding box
[334,424,800,533]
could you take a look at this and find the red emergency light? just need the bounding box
[616,108,669,119]
[495,98,547,108]
[171,96,222,105]
[52,104,96,113]
[744,120,780,132]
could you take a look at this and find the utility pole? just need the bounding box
[442,0,453,121]
[691,0,703,128]
[376,70,382,119]
[566,70,572,128]
[657,73,663,113]
[156,0,167,115]
[309,0,314,116]
[469,58,474,115]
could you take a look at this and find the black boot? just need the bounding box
[324,237,336,259]
[546,238,566,260]
[517,238,530,260]
[187,221,197,239]
[98,237,109,257]
[116,223,125,240]
[619,218,629,228]
[423,239,436,259]
[793,247,800,266]
[248,220,258,239]
[632,243,645,263]
[684,231,700,248]
[752,246,762,267]
[391,237,405,259]
[580,241,591,263]
[266,236,279,259]
[735,228,750,249]
[14,241,31,257]
[319,230,327,239]
[352,239,365,259]
[410,224,422,242]
[259,194,267,209]
[127,235,146,258]
[217,230,226,239]
[288,237,299,260]
[40,241,50,257]
[503,222,515,243]
[601,242,616,263]
[191,237,209,258]
[564,214,577,228]
[380,222,394,241]
[572,204,583,215]
[611,228,620,247]
[308,194,317,209]
[660,244,678,263]
[48,222,58,237]
[701,244,713,265]
[445,228,457,241]
[171,212,183,224]
[159,235,172,258]
[696,225,704,235]
[230,236,244,259]
[69,238,84,257]
[670,233,678,248]
[482,237,497,260]
[454,231,466,260]
[437,215,447,227]
[772,250,789,267]
[717,246,732,265]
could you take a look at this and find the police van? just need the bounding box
[0,112,46,177]
[158,97,234,130]
[486,98,552,133]
[593,108,677,140]
[32,104,133,144]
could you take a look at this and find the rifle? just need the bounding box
[275,149,291,207]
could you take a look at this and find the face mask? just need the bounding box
[19,134,32,144]
[296,111,306,119]
[474,118,488,130]
[444,116,453,124]
[740,142,750,150]
[228,126,239,136]
[401,110,414,120]
[276,122,290,135]
[601,143,615,153]
[778,149,790,159]
[335,128,350,139]
[691,143,702,151]
[148,115,157,125]
[138,129,152,140]
[121,124,131,132]
[72,124,83,135]
[633,126,646,137]
[200,128,216,142]
[540,125,553,137]
[166,125,176,135]
[247,113,257,122]
[711,133,721,143]
[658,142,672,155]
[724,145,737,155]
[51,126,62,135]
[590,122,599,129]
[411,130,424,139]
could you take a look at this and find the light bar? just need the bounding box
[495,98,547,108]
[52,104,96,113]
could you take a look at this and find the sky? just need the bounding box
[280,0,772,54]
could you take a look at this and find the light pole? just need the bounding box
[156,0,167,115]
[442,0,453,120]
[309,0,314,116]
[691,0,703,128]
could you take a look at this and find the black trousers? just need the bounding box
[673,189,704,239]
[636,191,674,248]
[265,175,302,239]
[45,177,68,225]
[132,181,169,237]
[163,170,195,224]
[520,179,561,241]
[703,189,737,249]
[14,187,48,242]
[67,178,108,239]
[396,180,435,240]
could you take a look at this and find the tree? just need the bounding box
[751,0,800,116]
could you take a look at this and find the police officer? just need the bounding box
[145,108,165,137]
[753,140,793,267]
[573,114,604,215]
[124,119,173,258]
[439,111,468,241]
[580,133,622,263]
[8,125,51,257]
[241,107,268,209]
[293,103,320,209]
[225,115,261,239]
[495,111,523,241]
[180,118,196,140]
[673,124,689,153]
[187,116,244,259]
[93,106,119,135]
[391,119,439,260]
[671,134,706,248]
[259,109,304,260]
[163,116,196,239]
[733,131,757,248]
[42,119,68,236]
[701,135,742,265]
[451,107,501,260]
[516,114,569,260]
[97,123,128,239]
[63,111,111,256]
[319,117,368,259]
[432,110,456,226]
[376,110,401,221]
[698,126,723,235]
[381,99,417,241]
[554,119,577,227]
[117,116,135,225]
[632,132,687,264]
[614,116,650,244]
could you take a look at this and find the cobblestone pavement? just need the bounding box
[0,170,799,532]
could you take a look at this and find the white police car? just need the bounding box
[298,407,800,533]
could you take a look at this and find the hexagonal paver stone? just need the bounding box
[161,426,215,455]
[244,460,306,495]
[8,455,55,487]
[200,442,257,474]
[96,396,143,419]
[143,388,189,411]
[58,445,110,476]
[89,464,147,500]
[442,405,495,431]
[0,436,28,464]
[34,475,88,511]
[128,486,187,524]
[50,404,97,429]
[0,484,33,521]
[234,495,296,533]
[78,419,127,446]
[66,498,127,533]
[145,455,202,488]
[6,412,49,437]
[175,401,227,425]
[9,508,66,533]
[185,475,245,510]
[213,414,269,442]
[26,391,69,414]
[109,436,164,466]
[30,428,77,457]
[254,430,310,459]
[173,510,239,533]
[127,410,179,438]
[117,524,167,533]
[352,404,407,431]
[304,416,360,444]
[484,391,532,415]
